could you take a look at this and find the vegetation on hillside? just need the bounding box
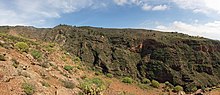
[0,25,220,95]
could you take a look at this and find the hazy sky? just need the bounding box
[0,0,220,40]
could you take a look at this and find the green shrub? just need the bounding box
[31,50,42,60]
[80,78,106,94]
[48,43,55,47]
[185,84,197,92]
[95,71,102,76]
[165,81,174,89]
[44,43,55,52]
[64,65,73,71]
[138,83,150,89]
[142,78,151,84]
[73,57,81,63]
[22,83,35,95]
[0,55,6,61]
[173,85,183,92]
[151,80,160,88]
[14,42,29,52]
[11,58,19,68]
[62,80,75,89]
[122,77,133,84]
[40,81,50,87]
[191,86,198,92]
[106,73,113,78]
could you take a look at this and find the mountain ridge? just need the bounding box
[1,25,220,93]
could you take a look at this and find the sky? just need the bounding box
[0,0,220,40]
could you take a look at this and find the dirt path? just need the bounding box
[104,78,163,95]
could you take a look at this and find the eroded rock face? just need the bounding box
[2,25,220,89]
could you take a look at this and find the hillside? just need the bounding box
[0,25,220,94]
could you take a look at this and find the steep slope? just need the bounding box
[1,25,220,92]
[0,32,85,95]
[0,31,176,95]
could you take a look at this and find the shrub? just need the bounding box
[48,43,55,47]
[31,50,42,60]
[40,62,50,68]
[142,78,151,84]
[11,58,19,68]
[19,71,31,78]
[185,84,197,92]
[173,85,183,92]
[106,73,113,78]
[0,54,6,61]
[122,77,133,84]
[165,81,170,85]
[138,83,150,89]
[14,42,29,52]
[40,81,50,87]
[61,56,67,62]
[95,71,102,76]
[60,71,68,77]
[22,83,35,95]
[64,65,73,71]
[44,43,55,52]
[80,78,106,94]
[191,86,198,92]
[165,81,174,89]
[151,80,160,88]
[73,57,81,63]
[62,80,75,89]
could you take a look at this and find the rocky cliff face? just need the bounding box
[1,25,220,91]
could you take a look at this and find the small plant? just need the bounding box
[95,71,102,76]
[11,58,19,68]
[22,83,35,95]
[64,65,73,71]
[40,62,50,68]
[0,55,6,61]
[142,78,151,84]
[20,71,31,78]
[14,42,29,52]
[151,80,160,88]
[191,86,198,92]
[40,81,50,87]
[62,80,75,89]
[164,81,174,92]
[81,75,87,79]
[185,84,197,92]
[61,55,67,62]
[173,85,183,92]
[39,72,49,79]
[106,73,113,78]
[48,43,55,47]
[73,57,81,63]
[122,77,133,84]
[165,81,174,89]
[44,43,55,52]
[80,78,106,94]
[60,71,68,78]
[138,83,150,89]
[76,65,83,70]
[31,50,42,60]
